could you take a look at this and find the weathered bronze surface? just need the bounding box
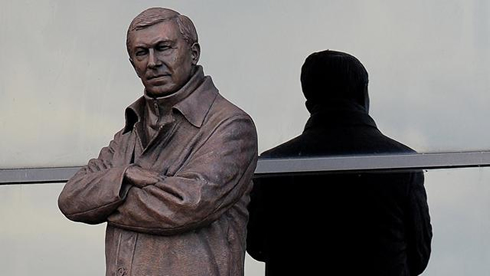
[58,7,258,276]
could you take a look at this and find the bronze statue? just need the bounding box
[247,50,432,275]
[58,7,258,276]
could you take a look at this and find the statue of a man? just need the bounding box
[58,7,258,276]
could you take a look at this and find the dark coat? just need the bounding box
[247,105,432,276]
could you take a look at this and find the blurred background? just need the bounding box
[1,1,489,275]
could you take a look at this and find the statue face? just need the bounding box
[129,20,199,97]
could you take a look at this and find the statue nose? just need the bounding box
[147,49,161,68]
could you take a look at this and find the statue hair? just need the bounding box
[126,7,198,56]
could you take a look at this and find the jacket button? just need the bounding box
[117,267,127,276]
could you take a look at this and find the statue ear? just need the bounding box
[190,43,201,65]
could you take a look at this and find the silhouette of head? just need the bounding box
[300,50,370,113]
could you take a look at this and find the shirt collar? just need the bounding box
[124,65,218,132]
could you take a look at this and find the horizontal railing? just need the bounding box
[2,151,490,185]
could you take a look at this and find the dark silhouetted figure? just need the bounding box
[247,50,432,275]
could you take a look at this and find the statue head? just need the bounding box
[126,8,200,97]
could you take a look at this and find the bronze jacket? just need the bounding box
[59,67,258,276]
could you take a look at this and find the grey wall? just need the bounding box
[1,0,489,168]
[1,1,490,275]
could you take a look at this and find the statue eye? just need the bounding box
[156,44,171,52]
[135,48,148,57]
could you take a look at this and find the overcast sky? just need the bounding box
[1,1,490,275]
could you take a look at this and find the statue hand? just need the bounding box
[125,165,163,188]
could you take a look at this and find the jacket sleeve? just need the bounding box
[246,177,268,262]
[58,130,132,224]
[405,171,433,275]
[106,115,258,235]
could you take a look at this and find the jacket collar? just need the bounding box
[304,102,377,132]
[124,66,218,133]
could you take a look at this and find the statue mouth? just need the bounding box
[147,73,170,80]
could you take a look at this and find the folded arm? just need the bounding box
[107,116,258,235]
[58,130,133,224]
